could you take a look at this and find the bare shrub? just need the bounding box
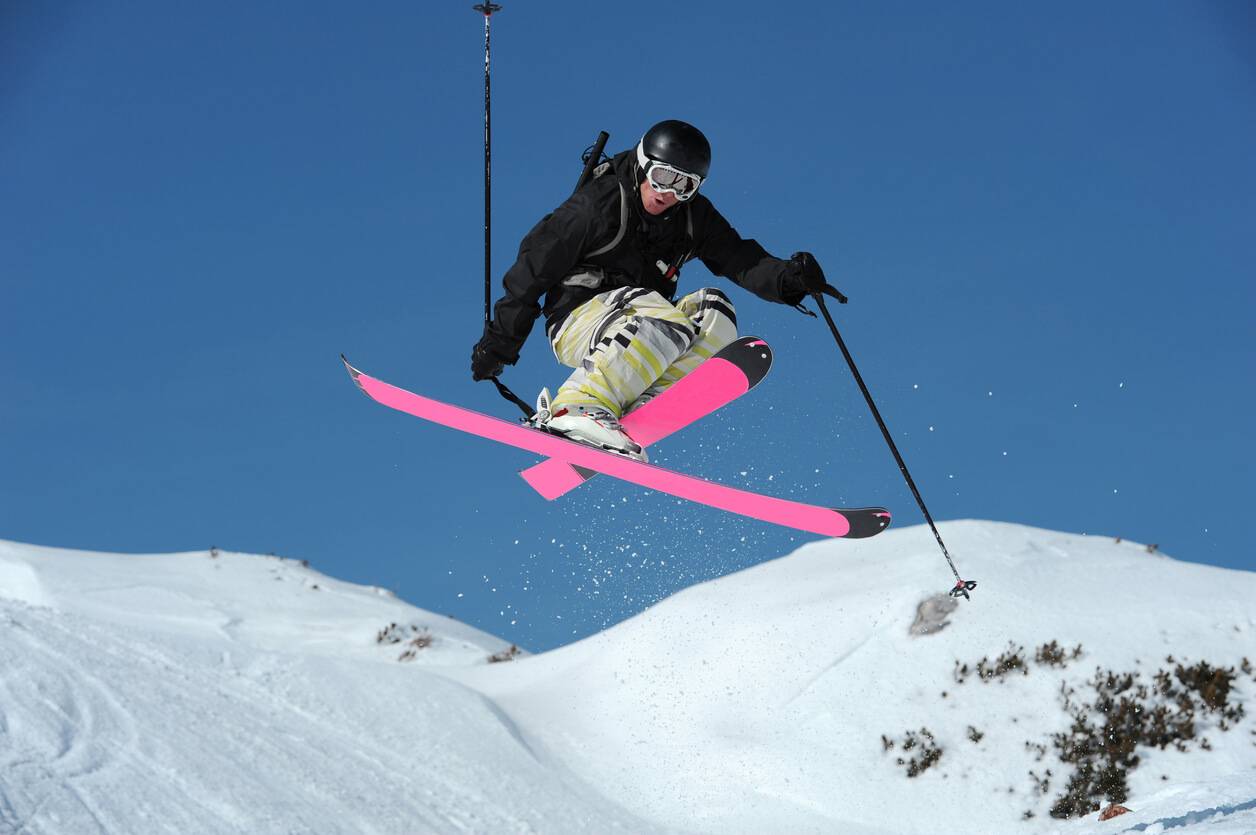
[883,728,943,777]
[488,644,521,664]
[376,622,435,661]
[1048,658,1246,819]
[939,644,1247,817]
[397,633,434,662]
[1035,641,1084,668]
[376,623,405,644]
[1175,660,1241,718]
[954,642,1030,684]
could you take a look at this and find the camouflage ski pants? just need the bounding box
[547,287,738,417]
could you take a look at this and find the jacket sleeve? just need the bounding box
[482,190,605,363]
[692,200,805,306]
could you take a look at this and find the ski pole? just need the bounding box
[473,2,501,327]
[813,292,978,600]
[470,4,532,419]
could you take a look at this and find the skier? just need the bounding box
[470,119,839,459]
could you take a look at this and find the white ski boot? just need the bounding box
[532,389,647,462]
[623,392,654,417]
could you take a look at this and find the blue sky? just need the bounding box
[3,2,1253,651]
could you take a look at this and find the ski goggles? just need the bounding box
[636,143,704,201]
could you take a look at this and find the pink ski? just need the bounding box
[519,336,773,500]
[343,357,891,539]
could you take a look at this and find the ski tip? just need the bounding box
[340,355,366,390]
[837,507,892,539]
[720,335,773,388]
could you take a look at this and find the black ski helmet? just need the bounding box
[637,119,711,180]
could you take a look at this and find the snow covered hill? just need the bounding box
[2,523,1254,834]
[0,541,658,833]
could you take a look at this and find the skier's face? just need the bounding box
[640,178,680,216]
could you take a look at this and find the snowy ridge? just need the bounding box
[2,524,1255,834]
[0,541,507,664]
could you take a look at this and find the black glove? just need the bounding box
[784,252,848,305]
[471,338,508,381]
[790,251,828,294]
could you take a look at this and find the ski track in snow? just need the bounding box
[780,630,879,709]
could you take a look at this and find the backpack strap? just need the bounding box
[586,180,628,258]
[657,204,696,292]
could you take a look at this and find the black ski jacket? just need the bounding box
[479,149,806,364]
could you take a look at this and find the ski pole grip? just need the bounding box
[572,131,610,195]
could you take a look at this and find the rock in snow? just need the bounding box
[1,521,1254,834]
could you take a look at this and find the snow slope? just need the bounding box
[0,541,665,834]
[2,523,1254,834]
[447,520,1256,834]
